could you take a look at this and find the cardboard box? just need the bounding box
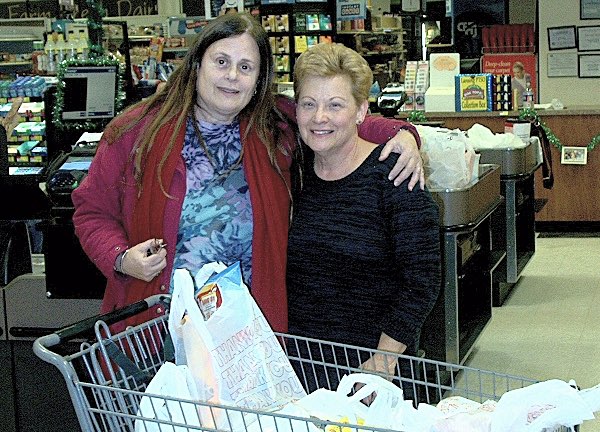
[455,74,493,112]
[429,53,460,87]
[425,87,456,112]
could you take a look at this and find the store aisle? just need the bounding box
[465,236,600,431]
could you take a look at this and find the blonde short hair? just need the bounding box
[294,43,373,105]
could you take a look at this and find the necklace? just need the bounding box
[190,111,245,176]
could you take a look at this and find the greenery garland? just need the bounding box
[86,0,107,58]
[407,110,428,123]
[519,107,599,152]
[52,57,126,132]
[406,108,600,153]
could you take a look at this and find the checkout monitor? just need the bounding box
[61,65,118,120]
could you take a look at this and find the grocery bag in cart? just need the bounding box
[163,263,306,429]
[33,290,600,432]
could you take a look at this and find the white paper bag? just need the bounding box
[168,262,306,430]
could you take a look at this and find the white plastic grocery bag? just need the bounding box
[491,379,595,432]
[135,362,201,432]
[419,128,480,190]
[168,262,306,430]
[295,372,405,429]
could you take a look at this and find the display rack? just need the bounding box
[335,11,421,86]
[260,1,334,83]
[0,18,51,76]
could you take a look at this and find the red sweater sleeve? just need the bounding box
[275,95,420,147]
[359,116,421,147]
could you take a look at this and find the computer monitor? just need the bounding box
[61,65,118,120]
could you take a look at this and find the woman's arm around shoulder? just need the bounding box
[360,115,424,190]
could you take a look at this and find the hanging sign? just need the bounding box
[401,0,420,12]
[337,0,366,21]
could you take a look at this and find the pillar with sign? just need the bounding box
[447,0,506,61]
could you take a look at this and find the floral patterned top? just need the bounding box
[172,117,253,287]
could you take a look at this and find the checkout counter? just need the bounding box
[0,127,103,432]
[479,140,541,305]
[418,136,543,402]
[399,107,599,226]
[421,164,504,367]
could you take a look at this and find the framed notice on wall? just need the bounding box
[547,26,577,50]
[547,52,578,77]
[577,26,600,51]
[581,0,600,19]
[578,54,600,78]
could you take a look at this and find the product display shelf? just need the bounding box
[260,1,334,83]
[0,19,50,75]
[335,11,421,84]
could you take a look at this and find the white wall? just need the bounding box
[538,0,600,105]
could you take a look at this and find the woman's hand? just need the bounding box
[379,129,425,190]
[360,333,407,379]
[120,238,167,282]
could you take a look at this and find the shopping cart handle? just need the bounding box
[36,294,170,348]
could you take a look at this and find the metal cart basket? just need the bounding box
[33,294,575,432]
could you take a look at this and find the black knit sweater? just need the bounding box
[287,146,441,353]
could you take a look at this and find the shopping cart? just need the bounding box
[33,294,577,432]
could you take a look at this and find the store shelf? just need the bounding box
[261,2,333,82]
[338,29,403,35]
[127,35,156,41]
[0,61,31,66]
[362,50,405,56]
[0,37,39,42]
[162,47,188,53]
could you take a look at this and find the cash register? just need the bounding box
[46,132,100,204]
[41,64,119,300]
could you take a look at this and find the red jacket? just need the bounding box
[72,97,419,333]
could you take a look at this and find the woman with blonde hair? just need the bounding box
[287,43,441,382]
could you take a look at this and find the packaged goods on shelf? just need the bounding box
[0,76,48,98]
[11,121,46,141]
[6,139,46,163]
[18,101,45,121]
[276,14,289,32]
[492,74,513,111]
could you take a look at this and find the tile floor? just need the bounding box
[464,236,600,431]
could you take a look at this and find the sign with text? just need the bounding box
[337,0,366,20]
[0,0,158,19]
[481,53,537,105]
